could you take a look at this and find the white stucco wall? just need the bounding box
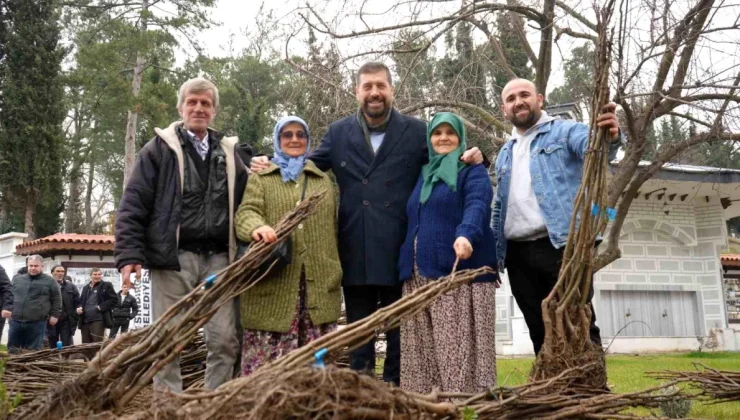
[0,233,28,277]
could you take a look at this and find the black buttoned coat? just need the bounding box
[310,109,428,287]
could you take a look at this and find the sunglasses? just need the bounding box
[280,131,307,140]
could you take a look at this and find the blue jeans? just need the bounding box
[7,319,47,354]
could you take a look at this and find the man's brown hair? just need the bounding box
[356,62,392,86]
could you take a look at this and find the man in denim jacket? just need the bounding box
[491,79,623,355]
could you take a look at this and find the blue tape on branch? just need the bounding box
[606,207,617,221]
[313,348,328,369]
[591,203,600,217]
[204,274,216,289]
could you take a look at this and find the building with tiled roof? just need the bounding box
[15,233,114,257]
[0,233,119,307]
[497,162,740,355]
[720,254,740,325]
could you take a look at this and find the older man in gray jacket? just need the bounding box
[7,255,61,353]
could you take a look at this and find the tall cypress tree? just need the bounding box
[490,12,533,94]
[0,0,65,238]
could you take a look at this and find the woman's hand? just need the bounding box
[453,237,473,260]
[252,225,277,243]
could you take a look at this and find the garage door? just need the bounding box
[599,290,702,337]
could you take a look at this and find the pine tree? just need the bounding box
[0,0,65,238]
[548,43,595,108]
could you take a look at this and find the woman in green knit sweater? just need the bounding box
[235,116,342,376]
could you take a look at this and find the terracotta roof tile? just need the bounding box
[721,254,740,268]
[15,233,115,256]
[16,233,114,250]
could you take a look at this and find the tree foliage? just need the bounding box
[60,16,179,232]
[548,43,595,109]
[0,0,65,238]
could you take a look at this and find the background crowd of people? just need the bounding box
[0,256,139,353]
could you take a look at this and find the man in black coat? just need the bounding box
[114,77,248,392]
[0,264,13,342]
[77,268,117,343]
[46,265,80,347]
[109,283,139,338]
[252,62,483,385]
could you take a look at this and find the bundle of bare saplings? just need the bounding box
[2,333,205,408]
[651,364,740,403]
[10,255,683,420]
[9,192,328,419]
[6,206,686,420]
[529,0,615,389]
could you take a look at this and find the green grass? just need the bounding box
[498,352,740,419]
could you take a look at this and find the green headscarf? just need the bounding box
[420,112,467,204]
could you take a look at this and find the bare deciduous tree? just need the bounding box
[287,0,740,270]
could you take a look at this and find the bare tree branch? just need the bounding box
[284,35,354,99]
[555,25,598,42]
[466,17,518,80]
[400,100,510,133]
[395,14,464,97]
[647,0,714,118]
[535,0,556,96]
[667,111,714,128]
[665,1,714,98]
[707,70,740,132]
[654,92,740,118]
[304,2,544,39]
[651,133,740,177]
[504,1,538,68]
[555,0,597,31]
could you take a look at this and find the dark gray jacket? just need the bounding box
[58,280,80,325]
[0,265,12,312]
[11,273,62,322]
[78,280,117,325]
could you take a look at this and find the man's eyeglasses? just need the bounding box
[280,131,307,140]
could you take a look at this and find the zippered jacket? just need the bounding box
[11,273,61,322]
[114,121,248,270]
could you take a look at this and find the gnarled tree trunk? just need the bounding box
[122,0,148,188]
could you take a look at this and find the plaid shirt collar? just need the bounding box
[187,130,210,160]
